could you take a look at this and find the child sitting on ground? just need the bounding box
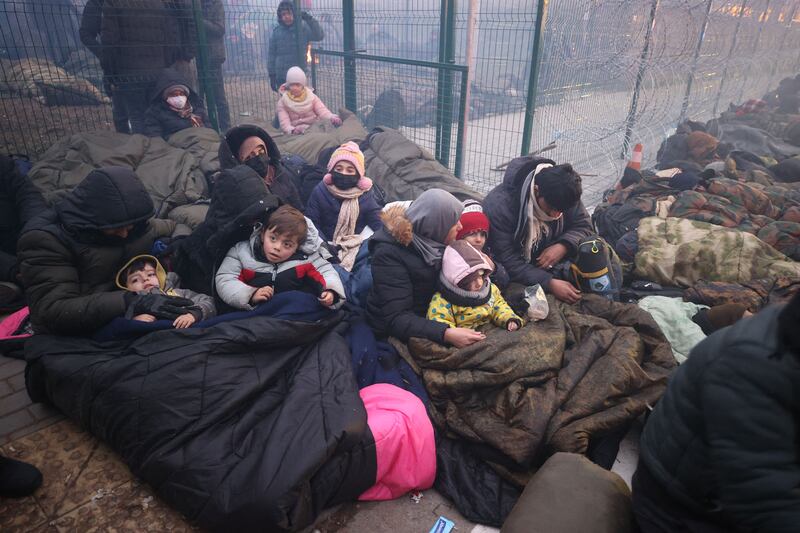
[427,240,522,334]
[457,199,510,290]
[117,255,216,328]
[305,141,383,271]
[143,68,208,139]
[277,66,341,135]
[215,205,345,310]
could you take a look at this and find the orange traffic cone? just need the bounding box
[627,143,643,171]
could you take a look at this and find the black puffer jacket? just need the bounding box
[99,0,187,81]
[169,164,280,295]
[0,155,46,282]
[639,297,800,533]
[143,68,209,139]
[366,205,448,344]
[17,167,175,335]
[219,123,304,209]
[483,156,593,289]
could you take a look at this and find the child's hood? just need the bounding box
[149,67,198,104]
[115,254,167,291]
[440,240,494,287]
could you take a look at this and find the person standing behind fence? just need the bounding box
[199,0,230,131]
[99,0,193,134]
[267,1,323,92]
[80,0,129,133]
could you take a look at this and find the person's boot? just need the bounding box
[0,455,43,498]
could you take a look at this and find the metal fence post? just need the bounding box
[520,0,548,156]
[621,0,659,159]
[435,0,456,166]
[191,0,218,130]
[678,0,713,125]
[712,0,748,117]
[454,71,468,178]
[342,0,357,111]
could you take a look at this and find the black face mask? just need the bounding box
[244,153,270,179]
[330,171,360,190]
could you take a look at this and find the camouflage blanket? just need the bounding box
[668,178,800,260]
[400,295,674,471]
[683,277,800,312]
[0,57,109,106]
[27,129,216,226]
[635,217,800,287]
[593,171,679,246]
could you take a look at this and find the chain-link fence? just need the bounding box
[2,0,799,207]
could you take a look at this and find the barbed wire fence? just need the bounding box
[1,0,799,207]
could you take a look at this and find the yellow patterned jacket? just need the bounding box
[427,283,522,330]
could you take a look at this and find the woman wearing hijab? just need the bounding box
[366,189,485,348]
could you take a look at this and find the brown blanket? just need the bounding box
[402,295,675,470]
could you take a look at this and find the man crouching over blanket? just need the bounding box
[17,167,196,335]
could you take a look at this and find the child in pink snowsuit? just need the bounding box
[276,66,342,135]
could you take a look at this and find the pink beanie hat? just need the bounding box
[323,141,372,190]
[358,384,436,501]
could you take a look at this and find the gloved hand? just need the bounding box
[330,115,342,126]
[125,293,196,321]
[269,74,279,92]
[300,10,312,21]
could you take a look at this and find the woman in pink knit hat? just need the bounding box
[305,141,383,273]
[276,66,342,135]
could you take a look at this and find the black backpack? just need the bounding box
[570,237,623,301]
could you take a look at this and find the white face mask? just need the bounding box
[167,95,187,109]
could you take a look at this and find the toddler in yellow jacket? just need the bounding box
[427,240,522,332]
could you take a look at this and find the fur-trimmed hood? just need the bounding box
[376,204,413,247]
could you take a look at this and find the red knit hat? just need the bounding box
[457,211,490,241]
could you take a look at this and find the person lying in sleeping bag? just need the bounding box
[116,255,216,329]
[215,205,346,310]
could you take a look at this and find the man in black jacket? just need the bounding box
[0,155,46,307]
[483,156,593,303]
[79,0,129,132]
[633,294,800,533]
[218,124,304,210]
[98,0,193,134]
[17,167,193,335]
[267,1,324,92]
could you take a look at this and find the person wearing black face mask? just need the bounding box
[218,125,303,210]
[243,152,274,185]
[305,142,384,273]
